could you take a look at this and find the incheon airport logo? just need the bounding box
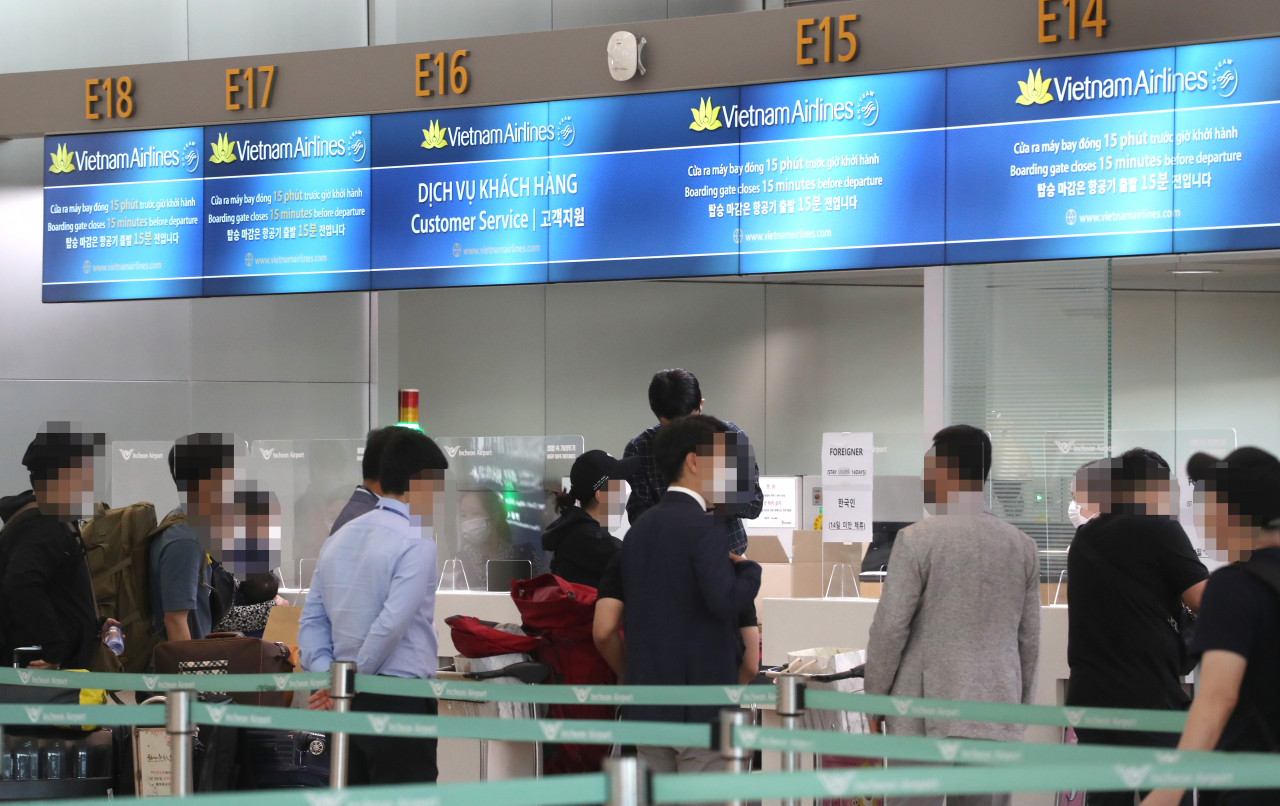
[48,144,76,174]
[690,97,724,131]
[421,121,448,150]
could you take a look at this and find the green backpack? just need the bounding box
[79,502,185,673]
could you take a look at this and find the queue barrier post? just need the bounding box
[165,689,195,797]
[603,756,648,806]
[776,674,806,806]
[329,661,356,790]
[719,707,750,806]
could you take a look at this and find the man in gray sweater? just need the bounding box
[866,425,1041,806]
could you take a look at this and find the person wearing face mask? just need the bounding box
[1143,449,1280,806]
[0,424,116,671]
[1065,449,1208,806]
[1068,460,1104,529]
[299,427,448,786]
[456,488,546,590]
[865,425,1041,806]
[616,414,761,773]
[541,450,636,588]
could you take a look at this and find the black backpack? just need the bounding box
[204,555,239,630]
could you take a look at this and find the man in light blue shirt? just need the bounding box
[299,426,447,786]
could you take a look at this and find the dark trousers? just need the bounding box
[349,692,438,786]
[1074,728,1192,806]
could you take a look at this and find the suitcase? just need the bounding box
[152,632,293,707]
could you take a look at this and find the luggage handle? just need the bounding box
[463,661,551,685]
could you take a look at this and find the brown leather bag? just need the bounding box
[152,632,294,706]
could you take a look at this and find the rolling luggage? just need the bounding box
[151,632,293,707]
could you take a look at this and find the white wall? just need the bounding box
[1112,289,1280,458]
[0,0,765,75]
[0,133,371,497]
[396,280,925,477]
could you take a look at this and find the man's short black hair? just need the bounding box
[1118,447,1170,481]
[22,422,106,483]
[653,414,727,486]
[648,369,702,421]
[379,427,449,495]
[168,433,238,493]
[931,425,992,483]
[362,427,394,482]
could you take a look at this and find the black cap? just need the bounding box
[1188,447,1280,529]
[568,450,640,504]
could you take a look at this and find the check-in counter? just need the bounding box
[762,598,1070,806]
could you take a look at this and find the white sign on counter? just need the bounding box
[821,432,874,543]
[754,476,799,529]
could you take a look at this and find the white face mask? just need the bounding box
[459,517,488,545]
[1068,499,1091,528]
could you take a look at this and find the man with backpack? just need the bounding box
[150,433,239,643]
[1143,449,1280,806]
[0,424,112,670]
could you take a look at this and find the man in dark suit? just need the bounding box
[619,414,762,773]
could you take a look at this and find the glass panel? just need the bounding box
[434,435,583,591]
[108,441,180,516]
[247,439,364,588]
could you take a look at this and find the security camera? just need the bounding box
[607,31,646,81]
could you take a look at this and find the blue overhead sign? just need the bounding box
[40,34,1280,301]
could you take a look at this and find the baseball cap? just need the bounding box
[568,450,640,504]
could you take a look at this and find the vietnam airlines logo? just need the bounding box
[209,133,237,164]
[689,97,723,131]
[421,121,447,150]
[1016,69,1054,105]
[49,144,75,174]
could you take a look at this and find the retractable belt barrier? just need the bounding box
[0,667,1194,732]
[185,702,707,747]
[653,762,1280,804]
[0,666,330,693]
[0,702,163,727]
[733,725,1279,768]
[5,759,1280,806]
[3,772,610,806]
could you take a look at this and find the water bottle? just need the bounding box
[74,747,90,779]
[14,740,37,781]
[105,625,124,656]
[41,740,64,779]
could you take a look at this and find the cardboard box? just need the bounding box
[746,532,868,617]
[263,605,302,647]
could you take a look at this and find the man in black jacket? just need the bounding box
[618,414,761,773]
[0,424,108,671]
